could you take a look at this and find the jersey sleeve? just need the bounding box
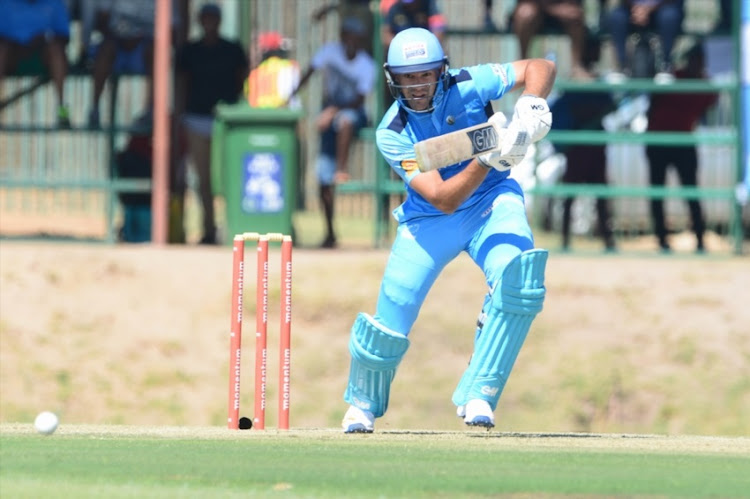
[376,128,421,184]
[468,63,517,103]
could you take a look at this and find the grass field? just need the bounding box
[2,211,749,497]
[2,424,749,498]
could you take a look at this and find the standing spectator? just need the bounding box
[549,34,616,251]
[0,0,72,127]
[246,31,300,109]
[606,0,684,81]
[646,42,718,253]
[175,3,248,245]
[291,17,376,249]
[510,0,591,80]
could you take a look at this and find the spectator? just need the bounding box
[715,0,731,32]
[510,0,591,80]
[291,17,376,248]
[114,113,187,243]
[606,0,684,81]
[549,34,616,251]
[645,42,718,253]
[69,0,103,71]
[246,31,300,109]
[175,3,248,245]
[87,0,180,128]
[483,0,497,32]
[381,0,446,49]
[313,0,374,55]
[0,0,72,127]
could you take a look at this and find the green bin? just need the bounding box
[212,103,303,242]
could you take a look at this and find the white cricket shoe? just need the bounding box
[463,399,495,429]
[456,404,466,418]
[342,405,375,433]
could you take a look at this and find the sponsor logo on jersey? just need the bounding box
[400,159,420,173]
[490,63,509,87]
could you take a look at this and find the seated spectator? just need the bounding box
[605,0,684,82]
[313,0,374,55]
[87,0,179,128]
[549,34,617,251]
[381,0,446,49]
[510,0,591,80]
[175,3,248,245]
[715,0,731,32]
[0,0,72,127]
[290,17,376,248]
[645,42,718,253]
[483,0,498,32]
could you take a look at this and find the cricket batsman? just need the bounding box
[341,27,556,432]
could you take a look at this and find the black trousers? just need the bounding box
[645,145,705,244]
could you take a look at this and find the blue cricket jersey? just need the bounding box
[376,62,521,222]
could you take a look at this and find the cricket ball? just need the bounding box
[238,416,253,430]
[34,411,59,435]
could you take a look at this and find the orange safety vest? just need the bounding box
[245,56,300,109]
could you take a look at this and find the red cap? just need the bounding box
[259,32,283,52]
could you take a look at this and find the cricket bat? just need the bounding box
[413,122,507,172]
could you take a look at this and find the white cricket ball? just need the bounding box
[34,411,59,435]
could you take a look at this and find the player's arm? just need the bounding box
[408,162,490,214]
[509,58,556,98]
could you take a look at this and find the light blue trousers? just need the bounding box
[373,185,534,335]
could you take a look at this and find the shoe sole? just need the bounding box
[465,416,495,429]
[343,426,374,434]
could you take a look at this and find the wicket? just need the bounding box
[227,232,292,430]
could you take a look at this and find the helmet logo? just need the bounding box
[402,42,428,62]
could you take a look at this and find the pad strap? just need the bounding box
[452,249,547,410]
[344,313,410,417]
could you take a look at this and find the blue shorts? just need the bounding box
[88,40,149,75]
[316,107,368,185]
[0,0,69,44]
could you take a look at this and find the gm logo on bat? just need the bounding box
[467,124,499,155]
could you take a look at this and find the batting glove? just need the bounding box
[477,112,520,171]
[490,96,550,168]
[512,94,552,143]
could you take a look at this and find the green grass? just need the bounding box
[2,427,749,498]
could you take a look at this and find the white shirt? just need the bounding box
[311,42,376,108]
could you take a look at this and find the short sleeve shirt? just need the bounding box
[376,62,519,221]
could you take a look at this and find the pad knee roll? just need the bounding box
[344,313,410,417]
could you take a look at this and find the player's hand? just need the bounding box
[512,94,552,143]
[478,112,521,171]
[477,151,519,171]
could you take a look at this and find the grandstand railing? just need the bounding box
[1,69,153,242]
[1,0,744,253]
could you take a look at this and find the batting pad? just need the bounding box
[344,313,410,418]
[452,249,547,410]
